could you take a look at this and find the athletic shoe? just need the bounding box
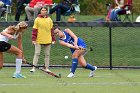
[89,66,97,77]
[89,71,94,77]
[67,72,74,78]
[30,68,35,72]
[44,69,51,72]
[12,73,26,78]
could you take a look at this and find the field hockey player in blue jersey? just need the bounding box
[53,25,97,78]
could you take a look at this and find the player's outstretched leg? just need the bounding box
[85,63,97,77]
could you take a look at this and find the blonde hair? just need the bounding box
[14,21,28,31]
[7,21,28,33]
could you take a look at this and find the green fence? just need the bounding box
[0,22,140,69]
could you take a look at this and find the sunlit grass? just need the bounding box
[0,68,140,93]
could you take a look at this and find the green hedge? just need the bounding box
[11,0,140,15]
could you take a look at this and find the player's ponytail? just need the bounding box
[15,21,28,31]
[14,25,20,31]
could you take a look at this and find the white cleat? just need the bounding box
[89,71,94,77]
[30,68,35,72]
[67,72,74,78]
[89,66,97,77]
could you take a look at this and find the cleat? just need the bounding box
[67,72,74,78]
[89,66,97,77]
[12,73,26,78]
[30,68,35,72]
[89,71,94,77]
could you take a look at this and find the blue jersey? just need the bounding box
[59,31,86,53]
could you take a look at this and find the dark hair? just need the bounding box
[53,24,61,30]
[39,6,48,14]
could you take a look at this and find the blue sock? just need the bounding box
[71,58,78,74]
[85,63,95,71]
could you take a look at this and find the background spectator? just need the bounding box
[25,0,50,21]
[105,2,115,21]
[49,0,78,21]
[109,0,125,21]
[0,0,11,17]
[15,0,31,21]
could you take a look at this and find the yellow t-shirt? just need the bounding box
[33,17,53,44]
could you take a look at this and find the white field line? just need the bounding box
[58,82,140,86]
[0,83,33,86]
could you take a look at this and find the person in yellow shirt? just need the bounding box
[30,6,55,73]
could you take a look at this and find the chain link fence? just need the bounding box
[0,22,140,69]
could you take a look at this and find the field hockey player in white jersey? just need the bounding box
[0,21,28,78]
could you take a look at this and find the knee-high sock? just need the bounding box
[15,58,22,73]
[85,63,96,71]
[71,58,78,74]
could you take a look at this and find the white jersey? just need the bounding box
[0,28,21,42]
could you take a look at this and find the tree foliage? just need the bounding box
[12,0,140,15]
[79,0,140,15]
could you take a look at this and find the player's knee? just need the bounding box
[17,50,23,56]
[16,50,23,58]
[72,54,78,58]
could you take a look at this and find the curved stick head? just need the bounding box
[90,47,93,51]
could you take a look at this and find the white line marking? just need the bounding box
[58,82,140,86]
[0,83,33,86]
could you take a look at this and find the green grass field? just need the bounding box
[0,68,140,93]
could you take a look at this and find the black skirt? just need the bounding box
[0,41,11,52]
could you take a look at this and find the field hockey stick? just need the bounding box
[78,47,93,56]
[79,47,93,52]
[26,62,61,78]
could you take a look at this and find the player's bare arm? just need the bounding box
[65,28,79,48]
[17,34,22,51]
[0,31,14,40]
[59,40,78,49]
